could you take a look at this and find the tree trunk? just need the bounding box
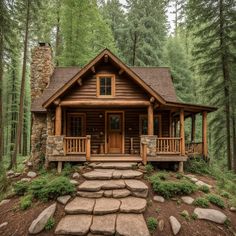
[0,25,3,163]
[55,0,61,66]
[232,104,236,173]
[132,32,137,66]
[12,0,30,169]
[219,0,232,170]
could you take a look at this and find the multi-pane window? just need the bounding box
[97,74,115,97]
[67,114,85,137]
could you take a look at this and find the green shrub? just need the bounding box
[185,158,211,175]
[45,217,55,230]
[149,171,169,183]
[20,194,33,210]
[145,164,154,175]
[151,179,197,199]
[193,197,209,208]
[191,213,198,220]
[220,191,230,199]
[146,217,158,233]
[30,176,75,202]
[62,163,73,177]
[13,181,30,196]
[206,194,225,208]
[176,173,183,179]
[199,185,210,193]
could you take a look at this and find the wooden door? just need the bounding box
[107,113,123,153]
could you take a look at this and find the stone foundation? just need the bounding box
[46,136,64,156]
[140,135,157,156]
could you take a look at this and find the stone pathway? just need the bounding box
[55,162,150,236]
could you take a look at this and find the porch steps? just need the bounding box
[90,156,142,162]
[55,162,150,236]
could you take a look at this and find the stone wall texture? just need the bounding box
[30,44,54,167]
[141,135,157,156]
[46,136,64,156]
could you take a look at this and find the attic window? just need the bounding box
[96,74,115,97]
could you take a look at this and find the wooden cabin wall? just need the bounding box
[62,108,171,154]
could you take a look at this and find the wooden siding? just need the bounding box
[62,108,170,154]
[62,64,149,101]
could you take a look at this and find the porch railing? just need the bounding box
[64,135,91,160]
[156,137,181,154]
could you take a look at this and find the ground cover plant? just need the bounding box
[146,217,158,233]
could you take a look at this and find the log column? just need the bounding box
[202,111,208,159]
[55,105,62,135]
[191,114,196,142]
[147,104,154,135]
[179,109,185,172]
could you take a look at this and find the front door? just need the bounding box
[107,113,123,154]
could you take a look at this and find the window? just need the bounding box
[67,113,86,137]
[97,74,115,97]
[139,115,162,136]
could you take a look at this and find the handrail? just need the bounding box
[64,136,87,155]
[156,137,181,154]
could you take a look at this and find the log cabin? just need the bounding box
[30,43,216,172]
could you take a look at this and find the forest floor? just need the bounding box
[0,159,236,236]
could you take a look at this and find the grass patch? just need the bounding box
[45,217,55,230]
[185,158,211,175]
[20,194,33,210]
[220,191,230,199]
[180,210,190,221]
[206,194,225,208]
[145,164,154,175]
[198,185,210,193]
[13,181,30,196]
[191,213,198,220]
[146,217,158,233]
[193,197,209,208]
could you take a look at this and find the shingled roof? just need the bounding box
[31,66,177,112]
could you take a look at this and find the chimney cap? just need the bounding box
[38,42,51,47]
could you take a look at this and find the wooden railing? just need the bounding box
[186,142,203,155]
[156,137,181,154]
[64,135,91,160]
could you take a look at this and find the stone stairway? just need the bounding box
[55,162,150,236]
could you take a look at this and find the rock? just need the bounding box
[7,170,14,176]
[0,199,10,207]
[116,214,150,236]
[90,214,116,235]
[78,181,106,192]
[153,195,165,203]
[29,203,56,234]
[70,179,79,185]
[55,215,92,235]
[14,172,21,177]
[132,190,148,198]
[26,161,33,167]
[65,197,95,214]
[184,174,195,178]
[125,179,148,192]
[158,219,165,231]
[20,177,31,182]
[230,207,236,212]
[27,171,37,178]
[194,208,227,224]
[113,189,131,198]
[90,162,137,170]
[169,216,181,235]
[181,196,194,205]
[72,172,80,179]
[0,222,8,228]
[195,180,212,188]
[120,170,143,179]
[93,198,120,215]
[190,177,198,183]
[120,197,146,213]
[77,191,104,198]
[83,170,113,180]
[57,195,71,205]
[102,180,126,190]
[104,190,113,197]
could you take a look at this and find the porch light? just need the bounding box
[99,113,103,118]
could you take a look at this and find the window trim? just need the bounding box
[66,113,86,137]
[139,114,162,136]
[96,74,115,97]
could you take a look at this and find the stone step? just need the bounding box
[55,213,150,236]
[89,162,137,170]
[82,169,143,180]
[65,197,147,215]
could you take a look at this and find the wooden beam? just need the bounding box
[180,109,185,155]
[60,100,150,107]
[104,54,108,62]
[118,69,124,75]
[142,143,147,165]
[55,105,62,135]
[150,96,155,103]
[57,161,62,173]
[178,161,184,173]
[91,66,96,73]
[202,111,208,159]
[148,104,154,135]
[77,78,82,86]
[53,98,61,106]
[191,114,196,142]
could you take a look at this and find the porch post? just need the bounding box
[202,111,208,159]
[55,105,62,135]
[174,119,177,137]
[191,114,196,142]
[148,104,154,135]
[180,109,185,155]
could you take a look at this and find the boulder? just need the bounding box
[195,180,212,188]
[20,177,31,182]
[194,208,227,224]
[181,196,194,205]
[27,171,37,178]
[158,219,165,231]
[72,172,80,179]
[169,216,181,235]
[0,199,10,207]
[153,195,165,203]
[29,203,57,234]
[57,195,71,205]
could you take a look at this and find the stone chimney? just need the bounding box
[31,42,54,101]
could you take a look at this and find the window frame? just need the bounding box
[66,113,86,137]
[96,74,115,97]
[139,114,162,136]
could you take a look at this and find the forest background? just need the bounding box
[0,0,235,174]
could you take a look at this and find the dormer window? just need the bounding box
[96,74,115,97]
